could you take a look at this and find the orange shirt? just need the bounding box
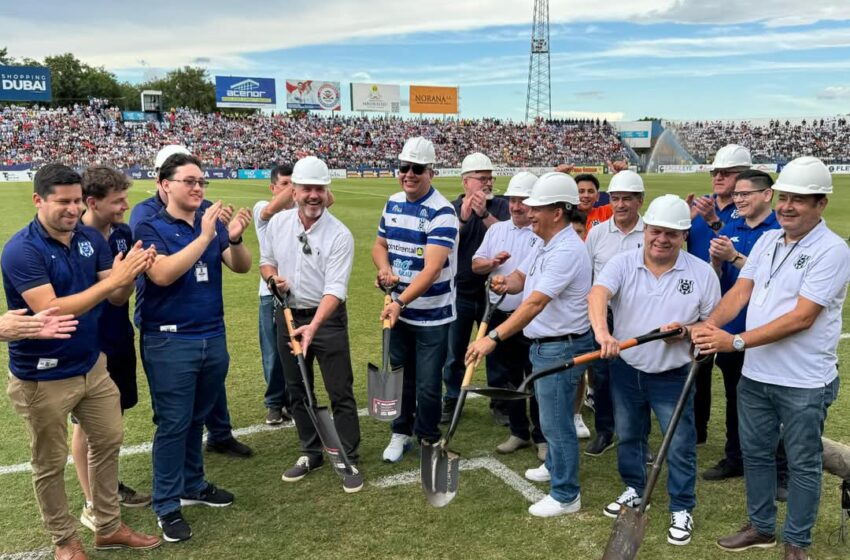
[586,204,613,231]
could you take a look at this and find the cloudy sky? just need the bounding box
[3,1,850,121]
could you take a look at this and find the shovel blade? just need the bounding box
[367,363,403,421]
[601,507,649,560]
[420,440,460,508]
[309,405,353,478]
[464,385,532,401]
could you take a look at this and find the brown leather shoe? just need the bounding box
[95,522,161,551]
[784,543,810,560]
[716,522,777,551]
[54,537,87,560]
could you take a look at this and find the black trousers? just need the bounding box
[693,354,714,443]
[275,303,361,464]
[714,351,744,466]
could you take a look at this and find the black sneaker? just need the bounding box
[158,510,192,543]
[491,407,510,427]
[280,407,293,422]
[180,483,234,507]
[585,434,616,457]
[118,481,151,508]
[206,436,253,458]
[440,400,457,425]
[266,408,284,425]
[342,466,364,493]
[702,458,743,481]
[282,456,323,482]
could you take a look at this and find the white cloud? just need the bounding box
[817,85,850,99]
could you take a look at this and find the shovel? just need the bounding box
[367,280,404,421]
[601,348,707,560]
[465,328,683,401]
[421,282,505,508]
[268,280,357,479]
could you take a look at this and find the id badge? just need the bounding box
[195,261,209,283]
[753,283,768,306]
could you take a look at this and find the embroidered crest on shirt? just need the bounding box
[677,279,694,295]
[794,254,811,270]
[78,240,94,257]
[115,238,128,254]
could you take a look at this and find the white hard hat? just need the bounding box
[461,152,494,174]
[607,170,644,193]
[398,136,436,165]
[711,144,752,170]
[773,156,832,195]
[524,172,580,207]
[154,145,191,169]
[292,156,331,186]
[643,194,691,230]
[504,171,538,198]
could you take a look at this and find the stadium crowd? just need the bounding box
[0,99,631,170]
[668,118,850,164]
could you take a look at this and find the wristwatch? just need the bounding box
[709,220,723,231]
[488,329,501,343]
[732,335,746,352]
[395,298,408,311]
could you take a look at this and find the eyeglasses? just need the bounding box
[710,170,739,178]
[169,178,210,188]
[398,163,429,175]
[297,232,312,255]
[468,175,495,184]
[731,188,770,200]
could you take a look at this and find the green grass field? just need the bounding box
[0,174,848,559]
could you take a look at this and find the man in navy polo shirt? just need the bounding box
[136,153,252,543]
[702,170,779,482]
[685,144,751,444]
[129,145,252,459]
[2,164,160,559]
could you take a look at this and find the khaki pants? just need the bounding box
[7,354,123,544]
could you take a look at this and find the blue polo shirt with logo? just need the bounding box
[717,211,780,334]
[1,218,112,381]
[687,195,739,262]
[135,208,230,338]
[98,223,135,354]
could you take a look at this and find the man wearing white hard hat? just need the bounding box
[260,156,362,493]
[589,194,720,546]
[372,137,459,463]
[583,169,646,457]
[466,172,594,518]
[686,144,752,445]
[129,145,253,460]
[471,172,546,458]
[694,157,850,560]
[442,152,510,424]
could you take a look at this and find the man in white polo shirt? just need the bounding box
[589,194,720,546]
[471,171,545,458]
[583,169,645,457]
[466,172,594,518]
[259,156,362,494]
[694,157,850,560]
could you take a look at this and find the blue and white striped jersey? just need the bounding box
[378,186,459,326]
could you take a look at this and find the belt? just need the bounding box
[531,330,590,345]
[291,307,318,317]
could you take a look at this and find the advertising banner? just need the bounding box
[409,85,458,114]
[125,168,235,180]
[751,163,778,173]
[612,121,653,149]
[285,80,341,111]
[330,169,347,179]
[0,66,52,102]
[658,164,712,174]
[827,163,850,174]
[0,169,35,182]
[350,83,400,113]
[237,169,272,180]
[122,111,146,122]
[215,76,277,109]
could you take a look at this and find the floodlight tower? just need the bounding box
[525,0,551,122]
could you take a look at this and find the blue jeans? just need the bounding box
[610,358,696,512]
[738,375,839,548]
[391,320,450,442]
[532,332,594,504]
[143,334,230,517]
[442,294,484,403]
[259,295,287,409]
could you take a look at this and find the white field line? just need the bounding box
[372,456,546,504]
[0,549,52,560]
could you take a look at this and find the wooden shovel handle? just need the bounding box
[461,320,490,388]
[382,294,393,329]
[282,307,303,356]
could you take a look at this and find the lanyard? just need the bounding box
[765,231,809,289]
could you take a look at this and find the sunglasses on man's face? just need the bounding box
[399,163,429,175]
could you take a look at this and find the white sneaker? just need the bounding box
[536,442,548,462]
[528,494,581,517]
[525,463,550,482]
[79,504,96,532]
[574,414,591,439]
[604,486,645,518]
[496,435,531,454]
[668,510,694,545]
[382,433,413,463]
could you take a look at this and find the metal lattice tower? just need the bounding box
[525,0,551,122]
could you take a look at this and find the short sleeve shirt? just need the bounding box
[98,223,135,354]
[687,196,739,262]
[472,219,540,311]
